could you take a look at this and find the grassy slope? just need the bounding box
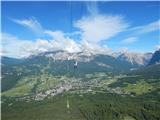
[2,74,70,97]
[109,75,160,95]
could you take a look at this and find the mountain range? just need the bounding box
[1,50,153,77]
[2,49,159,76]
[1,49,160,92]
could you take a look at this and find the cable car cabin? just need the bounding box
[74,61,78,69]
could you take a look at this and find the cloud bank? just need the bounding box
[1,3,159,58]
[2,5,129,58]
[2,17,159,58]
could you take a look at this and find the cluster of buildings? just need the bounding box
[34,84,72,101]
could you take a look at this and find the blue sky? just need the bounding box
[1,1,160,58]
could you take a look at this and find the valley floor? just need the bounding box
[2,72,160,120]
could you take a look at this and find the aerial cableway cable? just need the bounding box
[66,2,84,115]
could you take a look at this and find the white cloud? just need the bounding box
[81,40,112,55]
[11,17,43,34]
[74,14,128,54]
[117,47,129,53]
[86,1,99,16]
[120,37,137,45]
[1,33,57,58]
[131,19,160,34]
[155,45,160,50]
[1,33,35,58]
[45,30,65,40]
[1,30,82,58]
[27,39,53,54]
[0,49,8,56]
[75,15,128,44]
[45,30,81,53]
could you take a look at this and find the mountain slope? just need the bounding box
[131,64,160,78]
[1,57,24,92]
[115,52,152,66]
[148,49,160,65]
[109,64,160,96]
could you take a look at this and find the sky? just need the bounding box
[1,1,160,58]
